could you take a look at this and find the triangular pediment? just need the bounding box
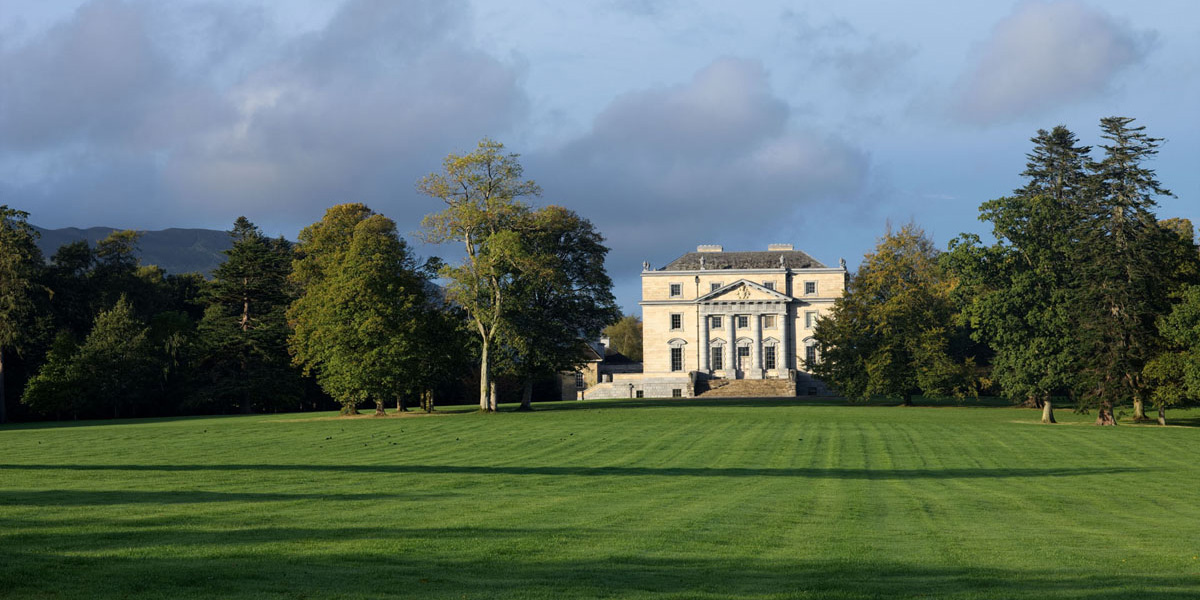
[697,280,792,303]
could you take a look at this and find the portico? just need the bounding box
[696,281,792,379]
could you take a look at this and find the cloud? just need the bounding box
[784,11,917,94]
[0,0,526,232]
[529,58,871,302]
[950,0,1153,124]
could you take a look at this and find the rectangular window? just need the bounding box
[763,315,776,329]
[711,347,723,370]
[805,345,817,367]
[805,311,817,329]
[670,283,682,298]
[670,313,683,330]
[764,346,777,370]
[711,315,723,329]
[575,371,585,388]
[737,315,749,329]
[710,282,722,292]
[636,390,644,398]
[804,281,817,295]
[670,347,683,372]
[672,388,683,398]
[763,281,775,290]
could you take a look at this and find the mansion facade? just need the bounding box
[582,243,847,399]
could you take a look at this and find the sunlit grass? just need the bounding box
[2,397,1198,599]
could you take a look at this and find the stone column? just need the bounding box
[727,311,737,375]
[779,306,790,371]
[752,311,763,375]
[699,313,710,371]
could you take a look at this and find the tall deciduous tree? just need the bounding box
[502,206,620,410]
[419,139,541,412]
[0,206,44,424]
[1143,284,1200,426]
[289,205,430,415]
[23,296,157,419]
[813,224,976,405]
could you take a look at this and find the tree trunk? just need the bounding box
[397,396,407,412]
[479,339,492,412]
[0,350,6,425]
[901,394,912,407]
[1041,398,1056,424]
[1132,396,1148,421]
[343,402,359,416]
[1157,404,1166,426]
[489,381,498,412]
[519,378,534,411]
[1095,403,1116,426]
[374,400,386,417]
[423,389,434,413]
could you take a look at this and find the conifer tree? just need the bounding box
[193,217,299,413]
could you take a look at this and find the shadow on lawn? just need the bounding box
[0,542,1196,600]
[0,463,1148,480]
[0,489,445,506]
[527,395,1016,412]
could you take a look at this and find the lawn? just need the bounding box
[1,397,1198,599]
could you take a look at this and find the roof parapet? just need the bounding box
[697,244,723,253]
[767,243,793,251]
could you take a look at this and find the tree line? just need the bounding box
[813,117,1197,425]
[0,139,618,422]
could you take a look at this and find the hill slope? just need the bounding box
[33,226,231,275]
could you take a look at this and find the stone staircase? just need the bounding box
[697,378,796,398]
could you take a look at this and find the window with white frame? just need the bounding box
[711,315,723,329]
[672,388,683,398]
[575,371,585,388]
[763,281,775,290]
[804,281,817,295]
[764,345,777,370]
[669,283,682,298]
[737,315,749,329]
[670,347,684,372]
[805,344,818,367]
[710,282,722,292]
[805,311,817,329]
[763,315,776,329]
[670,313,683,330]
[711,346,724,370]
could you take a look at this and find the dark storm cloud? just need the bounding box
[0,0,526,232]
[950,0,1153,124]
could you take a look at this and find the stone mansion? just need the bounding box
[581,243,847,399]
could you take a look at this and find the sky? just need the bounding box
[1,0,1197,313]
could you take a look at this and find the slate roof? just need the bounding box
[660,250,826,271]
[602,348,638,365]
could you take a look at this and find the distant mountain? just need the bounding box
[33,226,232,275]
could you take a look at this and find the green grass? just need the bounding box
[2,397,1199,599]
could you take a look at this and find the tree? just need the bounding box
[192,217,300,413]
[419,139,541,412]
[813,224,976,405]
[289,206,430,415]
[0,206,44,424]
[501,206,620,410]
[1143,285,1200,425]
[23,296,157,419]
[604,315,643,363]
[1075,117,1178,425]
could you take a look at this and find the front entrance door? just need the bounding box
[737,346,750,372]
